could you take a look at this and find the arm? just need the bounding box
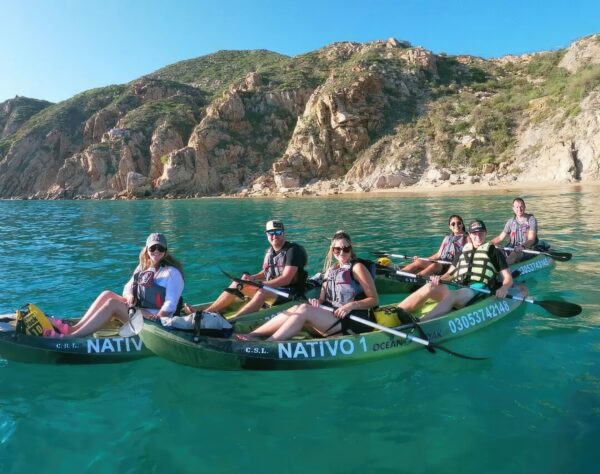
[489,231,508,246]
[309,279,328,307]
[263,265,298,288]
[158,268,184,318]
[429,236,448,260]
[122,266,140,306]
[495,268,513,299]
[242,269,266,281]
[439,265,457,282]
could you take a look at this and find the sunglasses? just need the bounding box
[148,245,166,253]
[450,221,463,227]
[266,230,284,236]
[332,245,352,255]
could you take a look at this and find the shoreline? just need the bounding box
[242,180,600,200]
[2,180,599,201]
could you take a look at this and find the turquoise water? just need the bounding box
[0,188,598,473]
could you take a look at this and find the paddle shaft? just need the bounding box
[375,252,451,265]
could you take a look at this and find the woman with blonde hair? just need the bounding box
[65,233,184,337]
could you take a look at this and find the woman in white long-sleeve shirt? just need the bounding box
[66,233,184,337]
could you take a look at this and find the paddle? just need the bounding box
[118,306,144,337]
[371,251,452,265]
[502,247,572,262]
[221,269,487,360]
[394,270,582,318]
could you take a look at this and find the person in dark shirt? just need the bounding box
[190,220,307,320]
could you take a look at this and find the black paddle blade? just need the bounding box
[220,268,255,288]
[547,251,572,262]
[432,343,488,360]
[535,299,582,317]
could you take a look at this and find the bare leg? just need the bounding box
[67,298,130,337]
[205,282,258,313]
[72,291,125,330]
[268,304,340,341]
[246,307,300,337]
[418,262,443,277]
[506,250,523,265]
[401,260,428,274]
[420,288,475,321]
[398,282,450,313]
[232,288,270,318]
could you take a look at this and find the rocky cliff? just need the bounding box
[0,35,599,199]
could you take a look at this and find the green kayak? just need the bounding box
[0,282,321,364]
[0,317,152,364]
[139,294,526,370]
[375,253,555,294]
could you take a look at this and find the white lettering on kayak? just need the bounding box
[277,338,364,359]
[87,337,143,354]
[448,300,511,334]
[516,257,552,275]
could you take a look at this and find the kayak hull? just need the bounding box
[140,296,526,370]
[375,253,555,294]
[0,326,151,364]
[0,315,153,364]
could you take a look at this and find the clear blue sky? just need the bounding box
[1,0,597,103]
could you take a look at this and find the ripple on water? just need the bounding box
[0,190,598,472]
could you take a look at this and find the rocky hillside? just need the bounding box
[0,35,599,199]
[1,97,52,139]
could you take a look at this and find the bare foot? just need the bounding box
[234,334,262,341]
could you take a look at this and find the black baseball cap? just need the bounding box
[468,220,487,233]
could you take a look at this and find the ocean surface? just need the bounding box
[0,187,598,473]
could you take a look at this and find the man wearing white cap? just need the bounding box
[199,219,307,319]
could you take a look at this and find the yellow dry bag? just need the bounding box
[15,304,54,336]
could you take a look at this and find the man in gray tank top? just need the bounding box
[490,197,538,264]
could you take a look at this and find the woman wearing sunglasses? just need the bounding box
[402,214,470,277]
[65,233,184,337]
[237,231,379,341]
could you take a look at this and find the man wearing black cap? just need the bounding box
[198,219,308,319]
[398,219,513,320]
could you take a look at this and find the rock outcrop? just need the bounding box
[0,34,599,199]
